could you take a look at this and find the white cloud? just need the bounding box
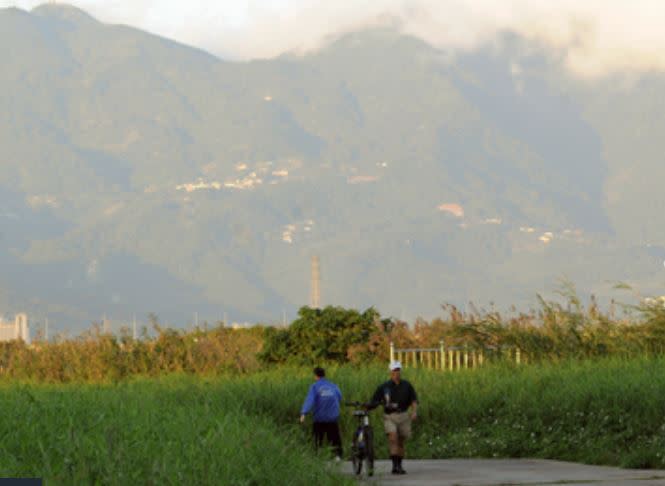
[3,1,665,77]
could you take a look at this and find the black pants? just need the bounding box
[313,421,343,457]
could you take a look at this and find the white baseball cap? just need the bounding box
[389,360,402,371]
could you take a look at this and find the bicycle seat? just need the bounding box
[352,410,368,416]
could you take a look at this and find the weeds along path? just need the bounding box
[3,358,665,483]
[227,359,665,469]
[0,377,354,485]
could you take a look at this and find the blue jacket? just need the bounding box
[300,378,342,423]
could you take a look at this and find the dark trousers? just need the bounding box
[313,421,343,457]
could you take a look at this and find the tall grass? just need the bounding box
[0,378,353,485]
[3,289,665,381]
[213,359,665,469]
[4,358,665,482]
[0,325,264,382]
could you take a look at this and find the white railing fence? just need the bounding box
[389,341,523,371]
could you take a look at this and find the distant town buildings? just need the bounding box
[539,232,554,244]
[437,203,464,218]
[347,175,379,184]
[0,313,30,344]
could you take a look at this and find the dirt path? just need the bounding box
[340,459,665,485]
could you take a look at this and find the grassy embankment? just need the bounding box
[3,357,665,484]
[225,359,665,469]
[0,378,354,486]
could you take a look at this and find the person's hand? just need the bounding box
[299,414,306,424]
[411,411,417,421]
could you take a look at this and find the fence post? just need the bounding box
[440,340,445,371]
[448,349,454,371]
[463,345,469,369]
[390,341,395,363]
[516,348,521,365]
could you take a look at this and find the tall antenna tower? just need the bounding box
[310,255,321,309]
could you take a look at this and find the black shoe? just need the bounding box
[390,455,399,474]
[397,457,406,474]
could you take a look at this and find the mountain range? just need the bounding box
[1,3,664,331]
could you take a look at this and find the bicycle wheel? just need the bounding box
[351,444,363,475]
[364,427,374,476]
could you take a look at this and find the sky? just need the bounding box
[3,1,665,78]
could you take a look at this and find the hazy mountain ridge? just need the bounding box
[0,4,662,329]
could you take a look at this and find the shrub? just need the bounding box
[258,306,379,364]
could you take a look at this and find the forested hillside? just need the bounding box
[1,4,663,329]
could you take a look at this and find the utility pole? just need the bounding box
[310,255,321,309]
[132,315,137,340]
[195,311,199,329]
[45,317,49,342]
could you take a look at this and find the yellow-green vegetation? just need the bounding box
[219,360,665,469]
[3,290,665,483]
[4,358,665,484]
[0,326,265,382]
[0,376,354,486]
[3,291,665,381]
[400,359,665,468]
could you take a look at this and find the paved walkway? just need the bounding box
[340,459,665,485]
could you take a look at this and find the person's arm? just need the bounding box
[300,384,316,423]
[410,400,418,420]
[366,384,384,410]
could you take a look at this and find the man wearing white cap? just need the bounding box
[367,360,418,475]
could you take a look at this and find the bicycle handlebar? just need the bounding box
[345,401,371,408]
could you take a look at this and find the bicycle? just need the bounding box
[346,401,374,477]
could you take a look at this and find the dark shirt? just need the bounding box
[370,379,418,414]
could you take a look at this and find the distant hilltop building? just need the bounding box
[437,203,464,218]
[0,313,30,344]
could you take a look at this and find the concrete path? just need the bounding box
[340,459,665,485]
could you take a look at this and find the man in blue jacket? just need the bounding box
[300,367,343,459]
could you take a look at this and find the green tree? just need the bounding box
[258,306,380,364]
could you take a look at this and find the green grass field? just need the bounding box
[3,358,665,484]
[0,378,354,485]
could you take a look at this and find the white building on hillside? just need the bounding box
[0,313,30,344]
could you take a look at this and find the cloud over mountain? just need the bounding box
[4,0,665,77]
